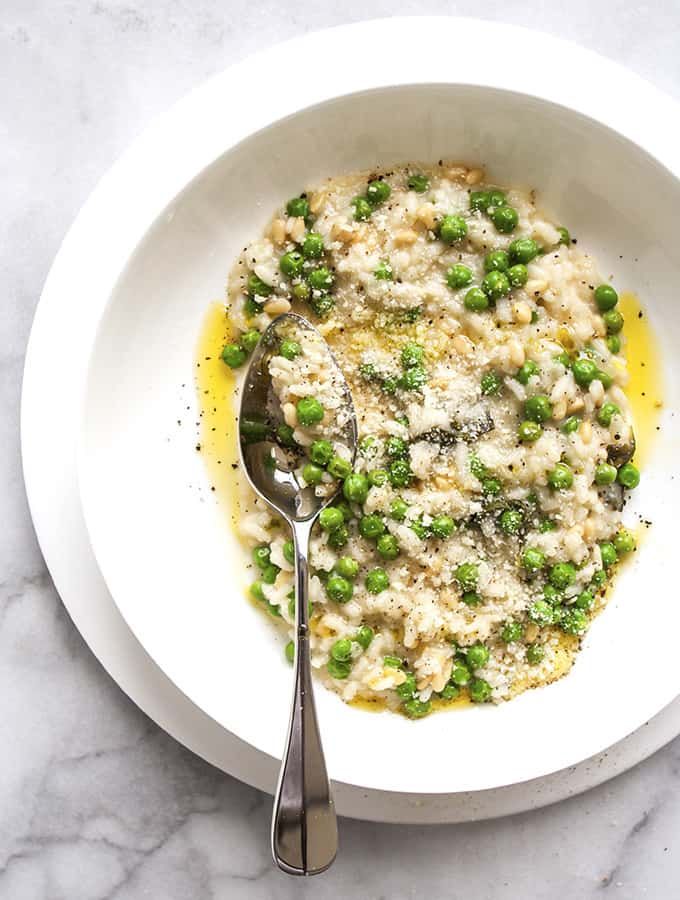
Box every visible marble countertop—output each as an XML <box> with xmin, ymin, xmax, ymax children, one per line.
<box><xmin>3</xmin><ymin>2</ymin><xmax>680</xmax><ymax>897</ymax></box>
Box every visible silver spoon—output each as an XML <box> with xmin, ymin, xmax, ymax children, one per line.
<box><xmin>238</xmin><ymin>313</ymin><xmax>357</xmax><ymax>875</ymax></box>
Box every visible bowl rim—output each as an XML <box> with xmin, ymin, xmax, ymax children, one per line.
<box><xmin>24</xmin><ymin>17</ymin><xmax>680</xmax><ymax>797</ymax></box>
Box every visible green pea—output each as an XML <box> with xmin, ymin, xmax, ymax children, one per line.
<box><xmin>557</xmin><ymin>226</ymin><xmax>570</xmax><ymax>246</ymax></box>
<box><xmin>617</xmin><ymin>462</ymin><xmax>640</xmax><ymax>489</ymax></box>
<box><xmin>250</xmin><ymin>581</ymin><xmax>265</xmax><ymax>602</ymax></box>
<box><xmin>499</xmin><ymin>508</ymin><xmax>524</xmax><ymax>535</ymax></box>
<box><xmin>488</xmin><ymin>189</ymin><xmax>507</xmax><ymax>207</ymax></box>
<box><xmin>308</xmin><ymin>440</ymin><xmax>332</xmax><ymax>466</ymax></box>
<box><xmin>603</xmin><ymin>309</ymin><xmax>624</xmax><ymax>334</ymax></box>
<box><xmin>280</xmin><ymin>339</ymin><xmax>302</xmax><ymax>360</ymax></box>
<box><xmin>508</xmin><ymin>237</ymin><xmax>540</xmax><ymax>264</ymax></box>
<box><xmin>543</xmin><ymin>583</ymin><xmax>561</xmax><ymax>604</ymax></box>
<box><xmin>548</xmin><ymin>463</ymin><xmax>574</xmax><ymax>490</ymax></box>
<box><xmin>280</xmin><ymin>541</ymin><xmax>294</xmax><ymax>567</ymax></box>
<box><xmin>538</xmin><ymin>518</ymin><xmax>556</xmax><ymax>533</ymax></box>
<box><xmin>481</xmin><ymin>370</ymin><xmax>503</xmax><ymax>396</ymax></box>
<box><xmin>466</xmin><ymin>643</ymin><xmax>490</xmax><ymax>669</ymax></box>
<box><xmin>377</xmin><ymin>534</ymin><xmax>400</xmax><ymax>559</ymax></box>
<box><xmin>243</xmin><ymin>296</ymin><xmax>264</xmax><ymax>318</ymax></box>
<box><xmin>384</xmin><ymin>655</ymin><xmax>403</xmax><ymax>669</ymax></box>
<box><xmin>366</xmin><ymin>179</ymin><xmax>391</xmax><ymax>205</ymax></box>
<box><xmin>285</xmin><ymin>640</ymin><xmax>295</xmax><ymax>664</ymax></box>
<box><xmin>309</xmin><ymin>291</ymin><xmax>335</xmax><ymax>317</ymax></box>
<box><xmin>359</xmin><ymin>514</ymin><xmax>386</xmax><ymax>540</ymax></box>
<box><xmin>326</xmin><ymin>574</ymin><xmax>353</xmax><ymax>603</ymax></box>
<box><xmin>276</xmin><ymin>423</ymin><xmax>296</xmax><ymax>448</ymax></box>
<box><xmin>464</xmin><ymin>287</ymin><xmax>489</xmax><ymax>311</ymax></box>
<box><xmin>327</xmin><ymin>455</ymin><xmax>352</xmax><ymax>480</ymax></box>
<box><xmin>594</xmin><ymin>463</ymin><xmax>617</xmax><ymax>486</ymax></box>
<box><xmin>516</xmin><ymin>360</ymin><xmax>539</xmax><ymax>384</ymax></box>
<box><xmin>333</xmin><ymin>499</ymin><xmax>353</xmax><ymax>522</ymax></box>
<box><xmin>518</xmin><ymin>420</ymin><xmax>542</xmax><ymax>443</ymax></box>
<box><xmin>292</xmin><ymin>281</ymin><xmax>311</xmax><ymax>301</ymax></box>
<box><xmin>439</xmin><ymin>214</ymin><xmax>468</xmax><ymax>244</ymax></box>
<box><xmin>240</xmin><ymin>418</ymin><xmax>268</xmax><ymax>444</ymax></box>
<box><xmin>525</xmin><ymin>395</ymin><xmax>552</xmax><ymax>423</ymax></box>
<box><xmin>501</xmin><ymin>620</ymin><xmax>524</xmax><ymax>643</ymax></box>
<box><xmin>431</xmin><ymin>515</ymin><xmax>455</xmax><ymax>538</ymax></box>
<box><xmin>508</xmin><ymin>264</ymin><xmax>528</xmax><ymax>287</ymax></box>
<box><xmin>560</xmin><ymin>608</ymin><xmax>588</xmax><ymax>636</ymax></box>
<box><xmin>331</xmin><ymin>637</ymin><xmax>353</xmax><ymax>662</ymax></box>
<box><xmin>461</xmin><ymin>591</ymin><xmax>481</xmax><ymax>606</ymax></box>
<box><xmin>279</xmin><ymin>251</ymin><xmax>304</xmax><ymax>277</ymax></box>
<box><xmin>240</xmin><ymin>330</ymin><xmax>260</xmax><ymax>354</ymax></box>
<box><xmin>528</xmin><ymin>599</ymin><xmax>555</xmax><ymax>626</ymax></box>
<box><xmin>549</xmin><ymin>562</ymin><xmax>576</xmax><ymax>589</ymax></box>
<box><xmin>571</xmin><ymin>357</ymin><xmax>598</xmax><ymax>387</ymax></box>
<box><xmin>561</xmin><ymin>415</ymin><xmax>581</xmax><ymax>435</ymax></box>
<box><xmin>221</xmin><ymin>343</ymin><xmax>247</xmax><ymax>368</ymax></box>
<box><xmin>484</xmin><ymin>250</ymin><xmax>509</xmax><ymax>273</ymax></box>
<box><xmin>296</xmin><ymin>397</ymin><xmax>324</xmax><ymax>426</ymax></box>
<box><xmin>409</xmin><ymin>518</ymin><xmax>430</xmax><ymax>541</ymax></box>
<box><xmin>439</xmin><ymin>683</ymin><xmax>460</xmax><ymax>701</ymax></box>
<box><xmin>302</xmin><ymin>231</ymin><xmax>324</xmax><ymax>259</ymax></box>
<box><xmin>374</xmin><ymin>260</ymin><xmax>393</xmax><ymax>280</ymax></box>
<box><xmin>574</xmin><ymin>590</ymin><xmax>594</xmax><ymax>610</ymax></box>
<box><xmin>599</xmin><ymin>541</ymin><xmax>618</xmax><ymax>569</ymax></box>
<box><xmin>594</xmin><ymin>284</ymin><xmax>618</xmax><ymax>312</ymax></box>
<box><xmin>286</xmin><ymin>196</ymin><xmax>310</xmax><ymax>219</ymax></box>
<box><xmin>320</xmin><ymin>506</ymin><xmax>345</xmax><ymax>532</ymax></box>
<box><xmin>247</xmin><ymin>273</ymin><xmax>273</xmax><ymax>298</ymax></box>
<box><xmin>396</xmin><ymin>672</ymin><xmax>417</xmax><ymax>700</ymax></box>
<box><xmin>613</xmin><ymin>529</ymin><xmax>635</xmax><ymax>554</ymax></box>
<box><xmin>335</xmin><ymin>556</ymin><xmax>359</xmax><ymax>580</ymax></box>
<box><xmin>522</xmin><ymin>547</ymin><xmax>546</xmax><ymax>572</ymax></box>
<box><xmin>482</xmin><ymin>270</ymin><xmax>511</xmax><ymax>301</ymax></box>
<box><xmin>355</xmin><ymin>625</ymin><xmax>374</xmax><ymax>649</ymax></box>
<box><xmin>327</xmin><ymin>658</ymin><xmax>351</xmax><ymax>679</ymax></box>
<box><xmin>343</xmin><ymin>473</ymin><xmax>369</xmax><ymax>504</ymax></box>
<box><xmin>455</xmin><ymin>562</ymin><xmax>479</xmax><ymax>591</ymax></box>
<box><xmin>451</xmin><ymin>662</ymin><xmax>471</xmax><ymax>686</ymax></box>
<box><xmin>469</xmin><ymin>678</ymin><xmax>492</xmax><ymax>703</ymax></box>
<box><xmin>388</xmin><ymin>459</ymin><xmax>413</xmax><ymax>488</ymax></box>
<box><xmin>261</xmin><ymin>563</ymin><xmax>280</xmax><ymax>585</ymax></box>
<box><xmin>607</xmin><ymin>335</ymin><xmax>621</xmax><ymax>354</ymax></box>
<box><xmin>381</xmin><ymin>376</ymin><xmax>399</xmax><ymax>395</ymax></box>
<box><xmin>398</xmin><ymin>366</ymin><xmax>428</xmax><ymax>391</ymax></box>
<box><xmin>407</xmin><ymin>173</ymin><xmax>429</xmax><ymax>193</ymax></box>
<box><xmin>446</xmin><ymin>264</ymin><xmax>474</xmax><ymax>289</ymax></box>
<box><xmin>470</xmin><ymin>190</ymin><xmax>491</xmax><ymax>212</ymax></box>
<box><xmin>482</xmin><ymin>477</ymin><xmax>501</xmax><ymax>496</ymax></box>
<box><xmin>401</xmin><ymin>342</ymin><xmax>425</xmax><ymax>369</ymax></box>
<box><xmin>366</xmin><ymin>568</ymin><xmax>389</xmax><ymax>594</ymax></box>
<box><xmin>491</xmin><ymin>205</ymin><xmax>519</xmax><ymax>233</ymax></box>
<box><xmin>403</xmin><ymin>698</ymin><xmax>432</xmax><ymax>718</ymax></box>
<box><xmin>352</xmin><ymin>196</ymin><xmax>372</xmax><ymax>221</ymax></box>
<box><xmin>328</xmin><ymin>525</ymin><xmax>349</xmax><ymax>549</ymax></box>
<box><xmin>302</xmin><ymin>463</ymin><xmax>323</xmax><ymax>485</ymax></box>
<box><xmin>526</xmin><ymin>643</ymin><xmax>545</xmax><ymax>665</ymax></box>
<box><xmin>390</xmin><ymin>498</ymin><xmax>409</xmax><ymax>521</ymax></box>
<box><xmin>308</xmin><ymin>266</ymin><xmax>334</xmax><ymax>291</ymax></box>
<box><xmin>597</xmin><ymin>403</ymin><xmax>620</xmax><ymax>427</ymax></box>
<box><xmin>252</xmin><ymin>545</ymin><xmax>271</xmax><ymax>570</ymax></box>
<box><xmin>596</xmin><ymin>369</ymin><xmax>613</xmax><ymax>389</ymax></box>
<box><xmin>591</xmin><ymin>569</ymin><xmax>607</xmax><ymax>589</ymax></box>
<box><xmin>368</xmin><ymin>469</ymin><xmax>389</xmax><ymax>487</ymax></box>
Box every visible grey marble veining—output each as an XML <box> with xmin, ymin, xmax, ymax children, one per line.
<box><xmin>3</xmin><ymin>1</ymin><xmax>680</xmax><ymax>897</ymax></box>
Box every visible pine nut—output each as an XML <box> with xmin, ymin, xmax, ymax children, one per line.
<box><xmin>270</xmin><ymin>218</ymin><xmax>286</xmax><ymax>245</ymax></box>
<box><xmin>465</xmin><ymin>168</ymin><xmax>484</xmax><ymax>185</ymax></box>
<box><xmin>508</xmin><ymin>339</ymin><xmax>525</xmax><ymax>368</ymax></box>
<box><xmin>512</xmin><ymin>300</ymin><xmax>532</xmax><ymax>324</ymax></box>
<box><xmin>287</xmin><ymin>216</ymin><xmax>306</xmax><ymax>243</ymax></box>
<box><xmin>579</xmin><ymin>420</ymin><xmax>592</xmax><ymax>443</ymax></box>
<box><xmin>453</xmin><ymin>334</ymin><xmax>475</xmax><ymax>356</ymax></box>
<box><xmin>393</xmin><ymin>228</ymin><xmax>418</xmax><ymax>246</ymax></box>
<box><xmin>264</xmin><ymin>296</ymin><xmax>291</xmax><ymax>316</ymax></box>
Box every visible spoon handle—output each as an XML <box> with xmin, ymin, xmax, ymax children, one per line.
<box><xmin>271</xmin><ymin>520</ymin><xmax>338</xmax><ymax>875</ymax></box>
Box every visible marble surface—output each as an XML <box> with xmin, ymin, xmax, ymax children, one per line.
<box><xmin>3</xmin><ymin>1</ymin><xmax>680</xmax><ymax>896</ymax></box>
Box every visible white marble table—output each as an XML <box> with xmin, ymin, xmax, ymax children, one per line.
<box><xmin>3</xmin><ymin>2</ymin><xmax>680</xmax><ymax>896</ymax></box>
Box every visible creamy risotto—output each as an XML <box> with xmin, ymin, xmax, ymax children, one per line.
<box><xmin>215</xmin><ymin>162</ymin><xmax>643</xmax><ymax>716</ymax></box>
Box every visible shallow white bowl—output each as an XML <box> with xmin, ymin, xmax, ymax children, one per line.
<box><xmin>76</xmin><ymin>18</ymin><xmax>680</xmax><ymax>796</ymax></box>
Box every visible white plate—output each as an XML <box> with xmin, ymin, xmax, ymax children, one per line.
<box><xmin>26</xmin><ymin>18</ymin><xmax>680</xmax><ymax>803</ymax></box>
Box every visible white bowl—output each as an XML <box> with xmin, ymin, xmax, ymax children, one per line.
<box><xmin>75</xmin><ymin>18</ymin><xmax>680</xmax><ymax>796</ymax></box>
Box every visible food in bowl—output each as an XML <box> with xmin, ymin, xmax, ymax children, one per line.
<box><xmin>201</xmin><ymin>161</ymin><xmax>647</xmax><ymax>717</ymax></box>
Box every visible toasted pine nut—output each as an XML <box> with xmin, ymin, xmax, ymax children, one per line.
<box><xmin>283</xmin><ymin>402</ymin><xmax>297</xmax><ymax>428</ymax></box>
<box><xmin>508</xmin><ymin>339</ymin><xmax>525</xmax><ymax>368</ymax></box>
<box><xmin>552</xmin><ymin>398</ymin><xmax>567</xmax><ymax>421</ymax></box>
<box><xmin>512</xmin><ymin>301</ymin><xmax>532</xmax><ymax>324</ymax></box>
<box><xmin>264</xmin><ymin>296</ymin><xmax>291</xmax><ymax>316</ymax></box>
<box><xmin>526</xmin><ymin>278</ymin><xmax>548</xmax><ymax>296</ymax></box>
<box><xmin>465</xmin><ymin>168</ymin><xmax>485</xmax><ymax>185</ymax></box>
<box><xmin>393</xmin><ymin>228</ymin><xmax>418</xmax><ymax>247</ymax></box>
<box><xmin>579</xmin><ymin>420</ymin><xmax>593</xmax><ymax>443</ymax></box>
<box><xmin>287</xmin><ymin>216</ymin><xmax>306</xmax><ymax>243</ymax></box>
<box><xmin>589</xmin><ymin>379</ymin><xmax>605</xmax><ymax>406</ymax></box>
<box><xmin>415</xmin><ymin>203</ymin><xmax>437</xmax><ymax>229</ymax></box>
<box><xmin>567</xmin><ymin>396</ymin><xmax>585</xmax><ymax>414</ymax></box>
<box><xmin>446</xmin><ymin>165</ymin><xmax>468</xmax><ymax>181</ymax></box>
<box><xmin>582</xmin><ymin>517</ymin><xmax>596</xmax><ymax>541</ymax></box>
<box><xmin>270</xmin><ymin>218</ymin><xmax>286</xmax><ymax>245</ymax></box>
<box><xmin>308</xmin><ymin>191</ymin><xmax>326</xmax><ymax>214</ymax></box>
<box><xmin>453</xmin><ymin>334</ymin><xmax>475</xmax><ymax>356</ymax></box>
<box><xmin>331</xmin><ymin>221</ymin><xmax>358</xmax><ymax>243</ymax></box>
<box><xmin>524</xmin><ymin>623</ymin><xmax>539</xmax><ymax>643</ymax></box>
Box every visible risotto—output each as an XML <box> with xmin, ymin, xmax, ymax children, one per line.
<box><xmin>209</xmin><ymin>162</ymin><xmax>645</xmax><ymax>716</ymax></box>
